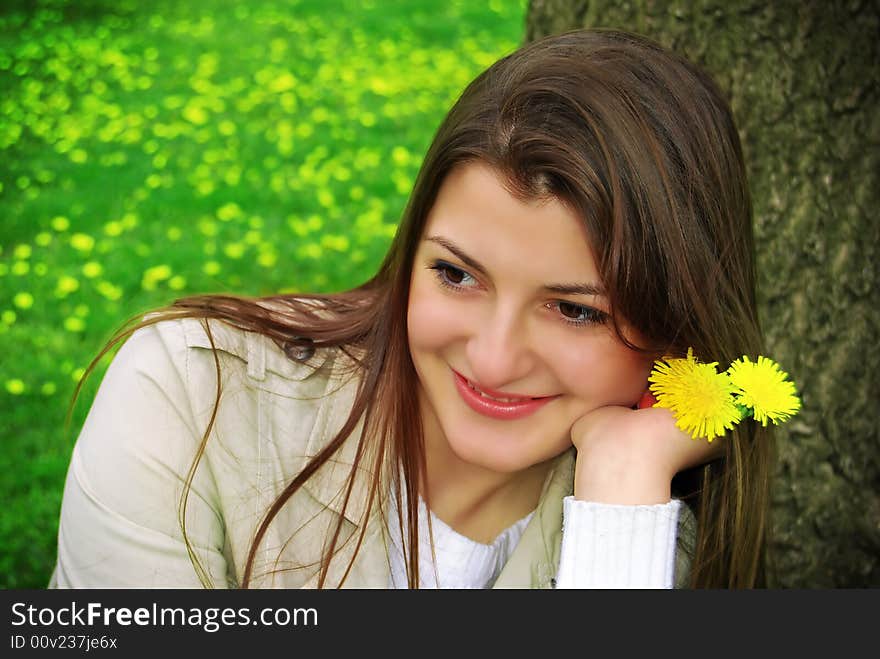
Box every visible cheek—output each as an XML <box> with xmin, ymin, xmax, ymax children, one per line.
<box><xmin>553</xmin><ymin>339</ymin><xmax>653</xmax><ymax>407</ymax></box>
<box><xmin>407</xmin><ymin>277</ymin><xmax>461</xmax><ymax>354</ymax></box>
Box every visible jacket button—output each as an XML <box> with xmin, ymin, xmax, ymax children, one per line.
<box><xmin>283</xmin><ymin>340</ymin><xmax>315</xmax><ymax>362</ymax></box>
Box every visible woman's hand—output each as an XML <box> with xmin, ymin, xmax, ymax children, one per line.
<box><xmin>569</xmin><ymin>395</ymin><xmax>722</xmax><ymax>505</ymax></box>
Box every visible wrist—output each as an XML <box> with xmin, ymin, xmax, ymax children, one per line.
<box><xmin>573</xmin><ymin>458</ymin><xmax>672</xmax><ymax>505</ymax></box>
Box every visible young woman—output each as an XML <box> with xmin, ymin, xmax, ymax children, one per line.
<box><xmin>50</xmin><ymin>28</ymin><xmax>773</xmax><ymax>589</ymax></box>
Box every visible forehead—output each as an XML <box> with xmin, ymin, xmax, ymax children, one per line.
<box><xmin>422</xmin><ymin>162</ymin><xmax>600</xmax><ymax>282</ymax></box>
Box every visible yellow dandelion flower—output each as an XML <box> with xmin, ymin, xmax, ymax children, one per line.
<box><xmin>727</xmin><ymin>356</ymin><xmax>801</xmax><ymax>426</ymax></box>
<box><xmin>648</xmin><ymin>349</ymin><xmax>741</xmax><ymax>442</ymax></box>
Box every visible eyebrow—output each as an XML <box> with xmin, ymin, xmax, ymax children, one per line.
<box><xmin>424</xmin><ymin>235</ymin><xmax>607</xmax><ymax>297</ymax></box>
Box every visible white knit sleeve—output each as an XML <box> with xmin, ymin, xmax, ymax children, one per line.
<box><xmin>555</xmin><ymin>496</ymin><xmax>682</xmax><ymax>589</ymax></box>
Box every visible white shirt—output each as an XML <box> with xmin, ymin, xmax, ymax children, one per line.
<box><xmin>387</xmin><ymin>487</ymin><xmax>681</xmax><ymax>589</ymax></box>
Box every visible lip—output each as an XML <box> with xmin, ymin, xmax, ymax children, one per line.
<box><xmin>452</xmin><ymin>370</ymin><xmax>559</xmax><ymax>420</ymax></box>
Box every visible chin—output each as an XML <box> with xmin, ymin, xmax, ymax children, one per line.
<box><xmin>443</xmin><ymin>417</ymin><xmax>569</xmax><ymax>475</ymax></box>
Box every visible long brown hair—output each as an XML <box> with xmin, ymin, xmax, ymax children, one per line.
<box><xmin>71</xmin><ymin>29</ymin><xmax>773</xmax><ymax>588</ymax></box>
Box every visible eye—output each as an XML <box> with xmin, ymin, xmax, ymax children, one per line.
<box><xmin>428</xmin><ymin>260</ymin><xmax>478</xmax><ymax>290</ymax></box>
<box><xmin>553</xmin><ymin>301</ymin><xmax>607</xmax><ymax>327</ymax></box>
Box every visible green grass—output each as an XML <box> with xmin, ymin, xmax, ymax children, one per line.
<box><xmin>0</xmin><ymin>0</ymin><xmax>526</xmax><ymax>588</ymax></box>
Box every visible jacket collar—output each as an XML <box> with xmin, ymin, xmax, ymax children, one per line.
<box><xmin>301</xmin><ymin>354</ymin><xmax>377</xmax><ymax>527</ymax></box>
<box><xmin>492</xmin><ymin>449</ymin><xmax>574</xmax><ymax>589</ymax></box>
<box><xmin>298</xmin><ymin>353</ymin><xmax>390</xmax><ymax>587</ymax></box>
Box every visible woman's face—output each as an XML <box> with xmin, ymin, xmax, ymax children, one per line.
<box><xmin>407</xmin><ymin>161</ymin><xmax>653</xmax><ymax>475</ymax></box>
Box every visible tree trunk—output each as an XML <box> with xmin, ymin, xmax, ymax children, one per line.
<box><xmin>525</xmin><ymin>0</ymin><xmax>879</xmax><ymax>587</ymax></box>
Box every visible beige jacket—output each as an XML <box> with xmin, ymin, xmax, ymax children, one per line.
<box><xmin>50</xmin><ymin>318</ymin><xmax>694</xmax><ymax>589</ymax></box>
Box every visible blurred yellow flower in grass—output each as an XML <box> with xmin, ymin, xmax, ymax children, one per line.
<box><xmin>224</xmin><ymin>243</ymin><xmax>245</xmax><ymax>259</ymax></box>
<box><xmin>727</xmin><ymin>356</ymin><xmax>801</xmax><ymax>426</ymax></box>
<box><xmin>121</xmin><ymin>213</ymin><xmax>139</xmax><ymax>230</ymax></box>
<box><xmin>55</xmin><ymin>275</ymin><xmax>79</xmax><ymax>297</ymax></box>
<box><xmin>13</xmin><ymin>292</ymin><xmax>34</xmax><ymax>309</ymax></box>
<box><xmin>321</xmin><ymin>234</ymin><xmax>350</xmax><ymax>252</ymax></box>
<box><xmin>64</xmin><ymin>316</ymin><xmax>85</xmax><ymax>332</ymax></box>
<box><xmin>70</xmin><ymin>233</ymin><xmax>95</xmax><ymax>252</ymax></box>
<box><xmin>51</xmin><ymin>215</ymin><xmax>70</xmax><ymax>232</ymax></box>
<box><xmin>182</xmin><ymin>103</ymin><xmax>209</xmax><ymax>125</ymax></box>
<box><xmin>203</xmin><ymin>261</ymin><xmax>221</xmax><ymax>276</ymax></box>
<box><xmin>391</xmin><ymin>146</ymin><xmax>411</xmax><ymax>166</ymax></box>
<box><xmin>104</xmin><ymin>220</ymin><xmax>123</xmax><ymax>237</ymax></box>
<box><xmin>96</xmin><ymin>281</ymin><xmax>123</xmax><ymax>301</ymax></box>
<box><xmin>649</xmin><ymin>349</ymin><xmax>742</xmax><ymax>442</ymax></box>
<box><xmin>82</xmin><ymin>261</ymin><xmax>103</xmax><ymax>278</ymax></box>
<box><xmin>257</xmin><ymin>249</ymin><xmax>277</xmax><ymax>268</ymax></box>
<box><xmin>6</xmin><ymin>379</ymin><xmax>25</xmax><ymax>395</ymax></box>
<box><xmin>216</xmin><ymin>202</ymin><xmax>242</xmax><ymax>222</ymax></box>
<box><xmin>218</xmin><ymin>120</ymin><xmax>237</xmax><ymax>136</ymax></box>
<box><xmin>142</xmin><ymin>264</ymin><xmax>172</xmax><ymax>291</ymax></box>
<box><xmin>317</xmin><ymin>189</ymin><xmax>335</xmax><ymax>208</ymax></box>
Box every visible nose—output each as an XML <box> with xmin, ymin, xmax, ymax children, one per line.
<box><xmin>464</xmin><ymin>303</ymin><xmax>535</xmax><ymax>391</ymax></box>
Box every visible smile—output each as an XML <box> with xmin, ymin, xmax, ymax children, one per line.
<box><xmin>452</xmin><ymin>370</ymin><xmax>559</xmax><ymax>420</ymax></box>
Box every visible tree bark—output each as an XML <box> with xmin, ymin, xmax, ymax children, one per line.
<box><xmin>526</xmin><ymin>0</ymin><xmax>879</xmax><ymax>587</ymax></box>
